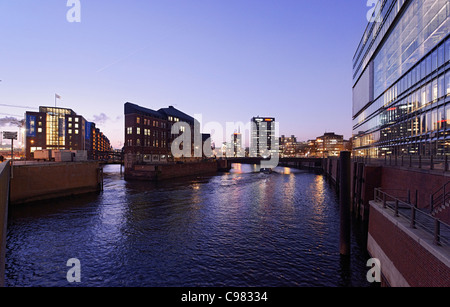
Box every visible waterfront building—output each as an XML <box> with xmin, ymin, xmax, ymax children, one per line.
<box><xmin>279</xmin><ymin>135</ymin><xmax>307</xmax><ymax>158</ymax></box>
<box><xmin>124</xmin><ymin>102</ymin><xmax>210</xmax><ymax>166</ymax></box>
<box><xmin>316</xmin><ymin>132</ymin><xmax>346</xmax><ymax>158</ymax></box>
<box><xmin>25</xmin><ymin>106</ymin><xmax>112</xmax><ymax>160</ymax></box>
<box><xmin>250</xmin><ymin>117</ymin><xmax>277</xmax><ymax>158</ymax></box>
<box><xmin>352</xmin><ymin>0</ymin><xmax>450</xmax><ymax>157</ymax></box>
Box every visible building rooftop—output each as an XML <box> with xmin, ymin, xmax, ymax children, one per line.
<box><xmin>158</xmin><ymin>106</ymin><xmax>196</xmax><ymax>124</ymax></box>
<box><xmin>124</xmin><ymin>102</ymin><xmax>166</xmax><ymax>119</ymax></box>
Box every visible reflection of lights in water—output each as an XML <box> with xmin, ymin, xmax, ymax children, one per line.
<box><xmin>311</xmin><ymin>176</ymin><xmax>326</xmax><ymax>220</ymax></box>
<box><xmin>283</xmin><ymin>167</ymin><xmax>291</xmax><ymax>175</ymax></box>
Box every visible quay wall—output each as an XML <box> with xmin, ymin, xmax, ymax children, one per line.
<box><xmin>0</xmin><ymin>162</ymin><xmax>10</xmax><ymax>287</ymax></box>
<box><xmin>368</xmin><ymin>201</ymin><xmax>450</xmax><ymax>287</ymax></box>
<box><xmin>10</xmin><ymin>161</ymin><xmax>101</xmax><ymax>205</ymax></box>
<box><xmin>125</xmin><ymin>160</ymin><xmax>218</xmax><ymax>181</ymax></box>
<box><xmin>380</xmin><ymin>167</ymin><xmax>450</xmax><ymax>217</ymax></box>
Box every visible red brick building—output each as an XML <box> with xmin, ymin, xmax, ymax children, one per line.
<box><xmin>124</xmin><ymin>102</ymin><xmax>211</xmax><ymax>166</ymax></box>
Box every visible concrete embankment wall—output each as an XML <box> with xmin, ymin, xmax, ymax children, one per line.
<box><xmin>10</xmin><ymin>161</ymin><xmax>101</xmax><ymax>205</ymax></box>
<box><xmin>0</xmin><ymin>162</ymin><xmax>11</xmax><ymax>287</ymax></box>
<box><xmin>126</xmin><ymin>161</ymin><xmax>218</xmax><ymax>181</ymax></box>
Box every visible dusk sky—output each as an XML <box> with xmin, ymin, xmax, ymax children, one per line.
<box><xmin>0</xmin><ymin>0</ymin><xmax>370</xmax><ymax>149</ymax></box>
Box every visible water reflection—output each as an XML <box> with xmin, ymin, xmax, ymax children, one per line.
<box><xmin>6</xmin><ymin>164</ymin><xmax>373</xmax><ymax>287</ymax></box>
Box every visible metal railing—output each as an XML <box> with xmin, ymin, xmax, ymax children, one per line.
<box><xmin>430</xmin><ymin>181</ymin><xmax>450</xmax><ymax>214</ymax></box>
<box><xmin>374</xmin><ymin>188</ymin><xmax>450</xmax><ymax>247</ymax></box>
<box><xmin>354</xmin><ymin>155</ymin><xmax>450</xmax><ymax>172</ymax></box>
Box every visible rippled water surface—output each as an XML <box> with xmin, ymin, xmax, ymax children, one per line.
<box><xmin>6</xmin><ymin>164</ymin><xmax>372</xmax><ymax>287</ymax></box>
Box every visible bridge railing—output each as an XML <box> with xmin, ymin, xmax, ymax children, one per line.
<box><xmin>374</xmin><ymin>188</ymin><xmax>450</xmax><ymax>247</ymax></box>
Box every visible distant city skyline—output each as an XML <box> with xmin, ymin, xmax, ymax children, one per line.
<box><xmin>0</xmin><ymin>1</ymin><xmax>370</xmax><ymax>149</ymax></box>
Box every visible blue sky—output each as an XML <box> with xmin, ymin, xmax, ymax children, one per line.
<box><xmin>0</xmin><ymin>0</ymin><xmax>370</xmax><ymax>148</ymax></box>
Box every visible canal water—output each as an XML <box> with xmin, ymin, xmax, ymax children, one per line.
<box><xmin>5</xmin><ymin>164</ymin><xmax>374</xmax><ymax>287</ymax></box>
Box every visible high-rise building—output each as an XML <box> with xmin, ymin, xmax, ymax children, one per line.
<box><xmin>250</xmin><ymin>117</ymin><xmax>277</xmax><ymax>158</ymax></box>
<box><xmin>352</xmin><ymin>0</ymin><xmax>449</xmax><ymax>157</ymax></box>
<box><xmin>25</xmin><ymin>106</ymin><xmax>112</xmax><ymax>160</ymax></box>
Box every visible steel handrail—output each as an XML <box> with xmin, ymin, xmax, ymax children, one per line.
<box><xmin>374</xmin><ymin>188</ymin><xmax>450</xmax><ymax>246</ymax></box>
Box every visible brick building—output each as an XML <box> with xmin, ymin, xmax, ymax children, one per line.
<box><xmin>124</xmin><ymin>102</ymin><xmax>211</xmax><ymax>166</ymax></box>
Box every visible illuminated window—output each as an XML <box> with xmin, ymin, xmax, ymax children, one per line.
<box><xmin>137</xmin><ymin>117</ymin><xmax>140</xmax><ymax>124</ymax></box>
<box><xmin>75</xmin><ymin>130</ymin><xmax>79</xmax><ymax>134</ymax></box>
<box><xmin>127</xmin><ymin>127</ymin><xmax>133</xmax><ymax>134</ymax></box>
<box><xmin>75</xmin><ymin>118</ymin><xmax>79</xmax><ymax>123</ymax></box>
<box><xmin>68</xmin><ymin>129</ymin><xmax>72</xmax><ymax>134</ymax></box>
<box><xmin>137</xmin><ymin>128</ymin><xmax>141</xmax><ymax>135</ymax></box>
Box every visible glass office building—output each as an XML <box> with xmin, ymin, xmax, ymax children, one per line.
<box><xmin>250</xmin><ymin>117</ymin><xmax>278</xmax><ymax>158</ymax></box>
<box><xmin>352</xmin><ymin>0</ymin><xmax>450</xmax><ymax>157</ymax></box>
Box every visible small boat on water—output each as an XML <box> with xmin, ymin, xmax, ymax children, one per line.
<box><xmin>260</xmin><ymin>168</ymin><xmax>272</xmax><ymax>174</ymax></box>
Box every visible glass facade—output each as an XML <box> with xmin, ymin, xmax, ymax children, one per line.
<box><xmin>250</xmin><ymin>117</ymin><xmax>278</xmax><ymax>158</ymax></box>
<box><xmin>40</xmin><ymin>107</ymin><xmax>73</xmax><ymax>148</ymax></box>
<box><xmin>352</xmin><ymin>0</ymin><xmax>450</xmax><ymax>157</ymax></box>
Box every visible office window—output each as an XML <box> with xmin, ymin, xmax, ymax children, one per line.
<box><xmin>446</xmin><ymin>104</ymin><xmax>450</xmax><ymax>126</ymax></box>
<box><xmin>68</xmin><ymin>129</ymin><xmax>72</xmax><ymax>134</ymax></box>
<box><xmin>426</xmin><ymin>83</ymin><xmax>432</xmax><ymax>105</ymax></box>
<box><xmin>137</xmin><ymin>128</ymin><xmax>141</xmax><ymax>135</ymax></box>
<box><xmin>37</xmin><ymin>128</ymin><xmax>42</xmax><ymax>133</ymax></box>
<box><xmin>432</xmin><ymin>79</ymin><xmax>438</xmax><ymax>102</ymax></box>
<box><xmin>447</xmin><ymin>71</ymin><xmax>450</xmax><ymax>96</ymax></box>
<box><xmin>438</xmin><ymin>45</ymin><xmax>445</xmax><ymax>67</ymax></box>
<box><xmin>75</xmin><ymin>130</ymin><xmax>79</xmax><ymax>134</ymax></box>
<box><xmin>446</xmin><ymin>39</ymin><xmax>450</xmax><ymax>63</ymax></box>
<box><xmin>438</xmin><ymin>75</ymin><xmax>445</xmax><ymax>98</ymax></box>
<box><xmin>136</xmin><ymin>117</ymin><xmax>140</xmax><ymax>124</ymax></box>
<box><xmin>127</xmin><ymin>127</ymin><xmax>133</xmax><ymax>135</ymax></box>
<box><xmin>431</xmin><ymin>50</ymin><xmax>437</xmax><ymax>72</ymax></box>
<box><xmin>438</xmin><ymin>106</ymin><xmax>444</xmax><ymax>130</ymax></box>
<box><xmin>75</xmin><ymin>118</ymin><xmax>79</xmax><ymax>123</ymax></box>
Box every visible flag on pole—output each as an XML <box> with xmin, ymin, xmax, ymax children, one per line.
<box><xmin>55</xmin><ymin>94</ymin><xmax>61</xmax><ymax>107</ymax></box>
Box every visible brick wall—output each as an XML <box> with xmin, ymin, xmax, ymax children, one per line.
<box><xmin>381</xmin><ymin>167</ymin><xmax>449</xmax><ymax>210</ymax></box>
<box><xmin>368</xmin><ymin>202</ymin><xmax>450</xmax><ymax>287</ymax></box>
